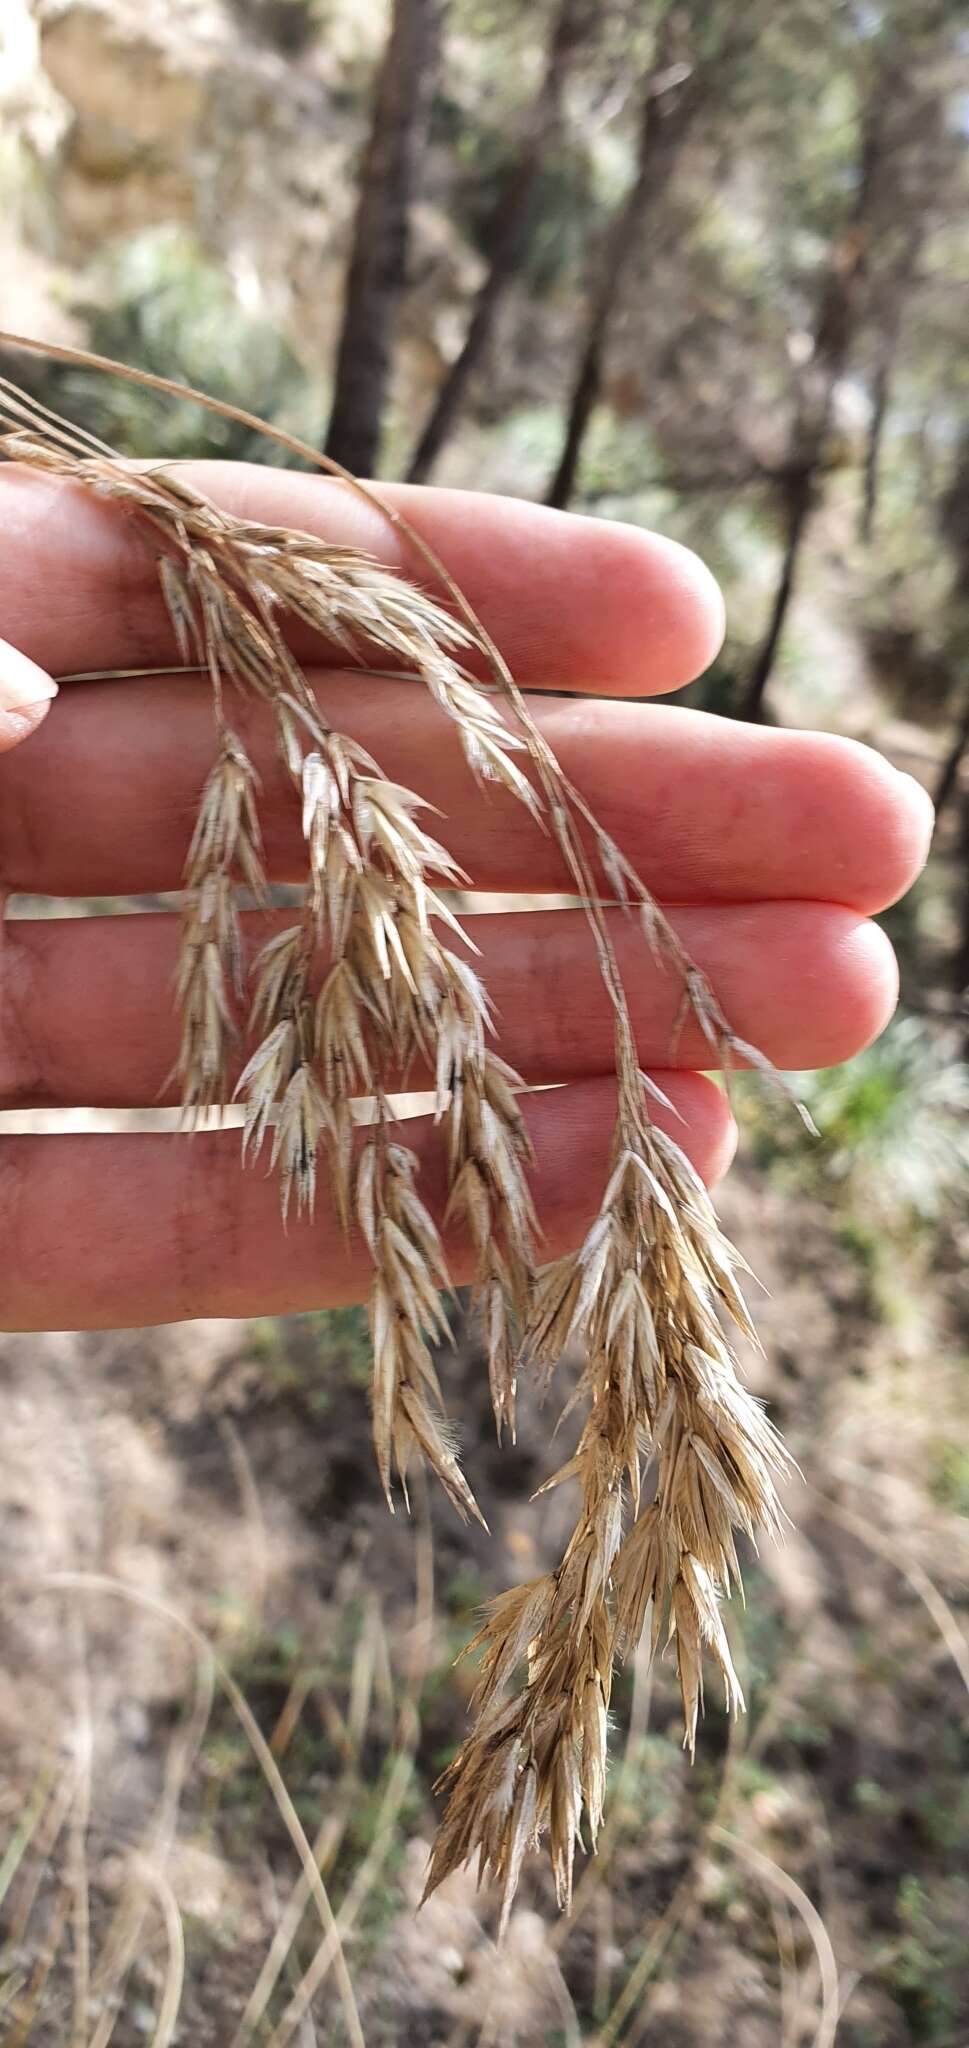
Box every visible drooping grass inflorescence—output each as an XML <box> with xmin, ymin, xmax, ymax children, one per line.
<box><xmin>0</xmin><ymin>336</ymin><xmax>794</xmax><ymax>1918</ymax></box>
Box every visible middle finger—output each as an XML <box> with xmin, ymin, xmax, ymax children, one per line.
<box><xmin>0</xmin><ymin>673</ymin><xmax>928</xmax><ymax>912</ymax></box>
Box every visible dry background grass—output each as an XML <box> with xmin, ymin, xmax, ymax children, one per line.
<box><xmin>1</xmin><ymin>2</ymin><xmax>968</xmax><ymax>2043</ymax></box>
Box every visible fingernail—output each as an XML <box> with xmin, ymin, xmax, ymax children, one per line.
<box><xmin>0</xmin><ymin>639</ymin><xmax>59</xmax><ymax>712</ymax></box>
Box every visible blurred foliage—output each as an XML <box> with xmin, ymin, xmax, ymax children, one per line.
<box><xmin>886</xmin><ymin>1876</ymin><xmax>969</xmax><ymax>2042</ymax></box>
<box><xmin>248</xmin><ymin>1305</ymin><xmax>372</xmax><ymax>1409</ymax></box>
<box><xmin>24</xmin><ymin>228</ymin><xmax>321</xmax><ymax>464</ymax></box>
<box><xmin>745</xmin><ymin>1015</ymin><xmax>969</xmax><ymax>1230</ymax></box>
<box><xmin>929</xmin><ymin>1435</ymin><xmax>969</xmax><ymax>1517</ymax></box>
<box><xmin>227</xmin><ymin>0</ymin><xmax>330</xmax><ymax>55</ymax></box>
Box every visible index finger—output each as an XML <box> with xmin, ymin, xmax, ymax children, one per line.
<box><xmin>0</xmin><ymin>461</ymin><xmax>724</xmax><ymax>697</ymax></box>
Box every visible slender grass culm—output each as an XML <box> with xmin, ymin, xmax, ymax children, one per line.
<box><xmin>0</xmin><ymin>333</ymin><xmax>797</xmax><ymax>1929</ymax></box>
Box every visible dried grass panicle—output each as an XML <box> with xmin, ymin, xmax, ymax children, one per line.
<box><xmin>362</xmin><ymin>1133</ymin><xmax>485</xmax><ymax>1525</ymax></box>
<box><xmin>1</xmin><ymin>365</ymin><xmax>797</xmax><ymax>1923</ymax></box>
<box><xmin>176</xmin><ymin>732</ymin><xmax>266</xmax><ymax>1118</ymax></box>
<box><xmin>425</xmin><ymin>1073</ymin><xmax>791</xmax><ymax>1923</ymax></box>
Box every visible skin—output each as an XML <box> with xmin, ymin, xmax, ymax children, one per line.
<box><xmin>0</xmin><ymin>463</ymin><xmax>934</xmax><ymax>1331</ymax></box>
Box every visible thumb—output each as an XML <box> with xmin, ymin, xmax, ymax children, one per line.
<box><xmin>0</xmin><ymin>636</ymin><xmax>58</xmax><ymax>753</ymax></box>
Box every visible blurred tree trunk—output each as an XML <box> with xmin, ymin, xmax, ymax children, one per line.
<box><xmin>325</xmin><ymin>0</ymin><xmax>445</xmax><ymax>477</ymax></box>
<box><xmin>743</xmin><ymin>466</ymin><xmax>816</xmax><ymax>717</ymax></box>
<box><xmin>956</xmin><ymin>788</ymin><xmax>969</xmax><ymax>1016</ymax></box>
<box><xmin>936</xmin><ymin>433</ymin><xmax>969</xmax><ymax>1010</ymax></box>
<box><xmin>860</xmin><ymin>343</ymin><xmax>892</xmax><ymax>548</ymax></box>
<box><xmin>742</xmin><ymin>99</ymin><xmax>883</xmax><ymax>719</ymax></box>
<box><xmin>937</xmin><ymin>434</ymin><xmax>969</xmax><ymax>821</ymax></box>
<box><xmin>935</xmin><ymin>665</ymin><xmax>969</xmax><ymax>1021</ymax></box>
<box><xmin>934</xmin><ymin>683</ymin><xmax>969</xmax><ymax>819</ymax></box>
<box><xmin>860</xmin><ymin>225</ymin><xmax>924</xmax><ymax>545</ymax></box>
<box><xmin>406</xmin><ymin>0</ymin><xmax>591</xmax><ymax>484</ymax></box>
<box><xmin>544</xmin><ymin>10</ymin><xmax>701</xmax><ymax>510</ymax></box>
<box><xmin>914</xmin><ymin>411</ymin><xmax>938</xmax><ymax>503</ymax></box>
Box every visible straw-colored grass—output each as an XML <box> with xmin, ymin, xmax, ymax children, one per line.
<box><xmin>0</xmin><ymin>330</ymin><xmax>795</xmax><ymax>1918</ymax></box>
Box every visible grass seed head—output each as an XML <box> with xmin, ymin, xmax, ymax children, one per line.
<box><xmin>1</xmin><ymin>384</ymin><xmax>797</xmax><ymax>1928</ymax></box>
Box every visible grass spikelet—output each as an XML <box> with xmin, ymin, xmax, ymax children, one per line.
<box><xmin>0</xmin><ymin>333</ymin><xmax>801</xmax><ymax>1923</ymax></box>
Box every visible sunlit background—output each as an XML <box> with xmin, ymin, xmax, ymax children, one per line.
<box><xmin>0</xmin><ymin>2</ymin><xmax>967</xmax><ymax>2043</ymax></box>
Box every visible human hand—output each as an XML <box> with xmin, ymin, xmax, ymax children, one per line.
<box><xmin>0</xmin><ymin>464</ymin><xmax>932</xmax><ymax>1329</ymax></box>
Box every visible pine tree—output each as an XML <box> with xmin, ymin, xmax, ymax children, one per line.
<box><xmin>325</xmin><ymin>0</ymin><xmax>446</xmax><ymax>476</ymax></box>
<box><xmin>407</xmin><ymin>0</ymin><xmax>593</xmax><ymax>483</ymax></box>
<box><xmin>745</xmin><ymin>1</ymin><xmax>960</xmax><ymax>716</ymax></box>
<box><xmin>544</xmin><ymin>4</ymin><xmax>702</xmax><ymax>510</ymax></box>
